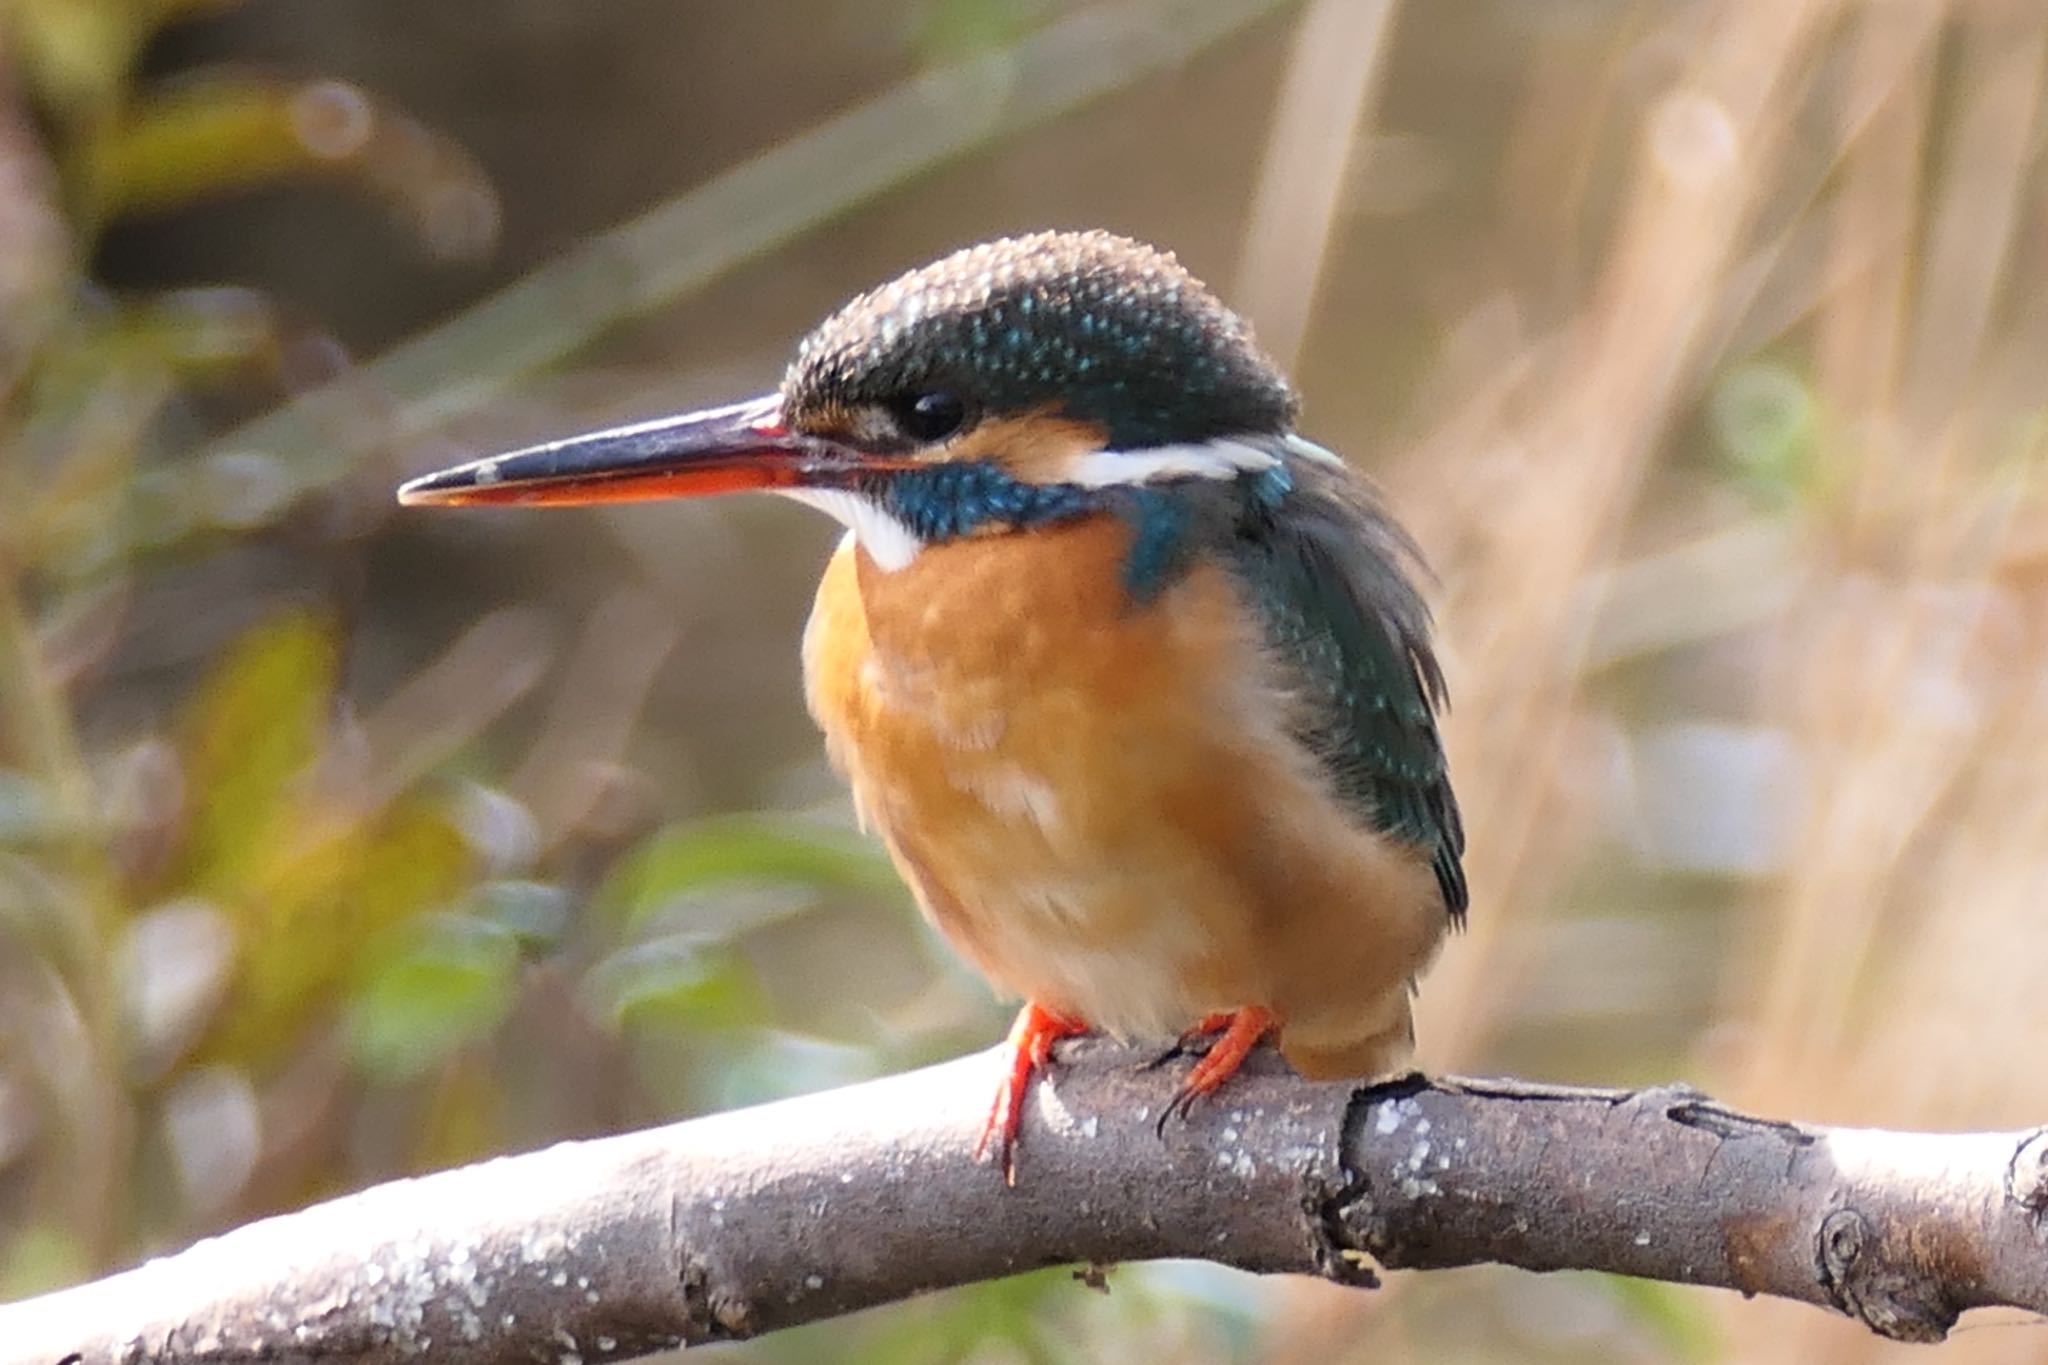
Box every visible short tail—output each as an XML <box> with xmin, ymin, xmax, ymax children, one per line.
<box><xmin>1279</xmin><ymin>993</ymin><xmax>1416</xmax><ymax>1080</ymax></box>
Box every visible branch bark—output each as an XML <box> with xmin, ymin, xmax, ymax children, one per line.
<box><xmin>5</xmin><ymin>1040</ymin><xmax>2045</xmax><ymax>1363</ymax></box>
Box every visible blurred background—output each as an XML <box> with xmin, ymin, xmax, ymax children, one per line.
<box><xmin>2</xmin><ymin>0</ymin><xmax>2046</xmax><ymax>1359</ymax></box>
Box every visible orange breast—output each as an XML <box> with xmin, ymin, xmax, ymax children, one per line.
<box><xmin>801</xmin><ymin>515</ymin><xmax>1447</xmax><ymax>1077</ymax></box>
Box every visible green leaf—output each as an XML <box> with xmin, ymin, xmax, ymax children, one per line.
<box><xmin>838</xmin><ymin>1268</ymin><xmax>1077</xmax><ymax>1365</ymax></box>
<box><xmin>0</xmin><ymin>771</ymin><xmax>58</xmax><ymax>845</ymax></box>
<box><xmin>197</xmin><ymin>795</ymin><xmax>471</xmax><ymax>1073</ymax></box>
<box><xmin>79</xmin><ymin>77</ymin><xmax>500</xmax><ymax>260</ymax></box>
<box><xmin>12</xmin><ymin>0</ymin><xmax>148</xmax><ymax>117</ymax></box>
<box><xmin>585</xmin><ymin>938</ymin><xmax>764</xmax><ymax>1035</ymax></box>
<box><xmin>347</xmin><ymin>916</ymin><xmax>519</xmax><ymax>1081</ymax></box>
<box><xmin>470</xmin><ymin>879</ymin><xmax>572</xmax><ymax>951</ymax></box>
<box><xmin>1602</xmin><ymin>1273</ymin><xmax>1719</xmax><ymax>1363</ymax></box>
<box><xmin>914</xmin><ymin>0</ymin><xmax>1048</xmax><ymax>63</ymax></box>
<box><xmin>594</xmin><ymin>815</ymin><xmax>902</xmax><ymax>930</ymax></box>
<box><xmin>0</xmin><ymin>1223</ymin><xmax>91</xmax><ymax>1300</ymax></box>
<box><xmin>706</xmin><ymin>1031</ymin><xmax>878</xmax><ymax>1109</ymax></box>
<box><xmin>1709</xmin><ymin>361</ymin><xmax>1815</xmax><ymax>506</ymax></box>
<box><xmin>174</xmin><ymin>610</ymin><xmax>337</xmax><ymax>895</ymax></box>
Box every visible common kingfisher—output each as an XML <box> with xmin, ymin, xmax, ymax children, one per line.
<box><xmin>400</xmin><ymin>230</ymin><xmax>1466</xmax><ymax>1179</ymax></box>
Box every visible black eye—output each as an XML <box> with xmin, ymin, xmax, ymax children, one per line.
<box><xmin>890</xmin><ymin>390</ymin><xmax>969</xmax><ymax>444</ymax></box>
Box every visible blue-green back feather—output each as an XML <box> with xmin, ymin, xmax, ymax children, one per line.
<box><xmin>1218</xmin><ymin>452</ymin><xmax>1467</xmax><ymax>921</ymax></box>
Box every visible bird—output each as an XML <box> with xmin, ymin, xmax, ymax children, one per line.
<box><xmin>399</xmin><ymin>229</ymin><xmax>1466</xmax><ymax>1181</ymax></box>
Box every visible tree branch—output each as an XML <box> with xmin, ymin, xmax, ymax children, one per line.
<box><xmin>5</xmin><ymin>1040</ymin><xmax>2045</xmax><ymax>1362</ymax></box>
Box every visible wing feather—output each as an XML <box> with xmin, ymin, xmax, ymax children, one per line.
<box><xmin>1223</xmin><ymin>454</ymin><xmax>1468</xmax><ymax>921</ymax></box>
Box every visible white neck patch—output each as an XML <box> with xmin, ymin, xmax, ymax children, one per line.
<box><xmin>777</xmin><ymin>434</ymin><xmax>1318</xmax><ymax>570</ymax></box>
<box><xmin>1280</xmin><ymin>432</ymin><xmax>1345</xmax><ymax>468</ymax></box>
<box><xmin>1063</xmin><ymin>435</ymin><xmax>1285</xmax><ymax>488</ymax></box>
<box><xmin>779</xmin><ymin>488</ymin><xmax>924</xmax><ymax>571</ymax></box>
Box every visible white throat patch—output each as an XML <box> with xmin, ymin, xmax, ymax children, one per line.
<box><xmin>778</xmin><ymin>434</ymin><xmax>1324</xmax><ymax>570</ymax></box>
<box><xmin>779</xmin><ymin>488</ymin><xmax>924</xmax><ymax>571</ymax></box>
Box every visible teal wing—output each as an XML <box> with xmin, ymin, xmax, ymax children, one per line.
<box><xmin>1225</xmin><ymin>455</ymin><xmax>1467</xmax><ymax>921</ymax></box>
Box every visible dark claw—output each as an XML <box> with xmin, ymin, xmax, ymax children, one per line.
<box><xmin>1154</xmin><ymin>1082</ymin><xmax>1206</xmax><ymax>1138</ymax></box>
<box><xmin>1142</xmin><ymin>1026</ymin><xmax>1219</xmax><ymax>1073</ymax></box>
<box><xmin>1141</xmin><ymin>1040</ymin><xmax>1190</xmax><ymax>1072</ymax></box>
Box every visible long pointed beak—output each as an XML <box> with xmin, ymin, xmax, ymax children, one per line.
<box><xmin>397</xmin><ymin>395</ymin><xmax>905</xmax><ymax>508</ymax></box>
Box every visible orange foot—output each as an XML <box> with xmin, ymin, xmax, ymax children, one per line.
<box><xmin>1159</xmin><ymin>1006</ymin><xmax>1281</xmax><ymax>1132</ymax></box>
<box><xmin>975</xmin><ymin>1001</ymin><xmax>1089</xmax><ymax>1184</ymax></box>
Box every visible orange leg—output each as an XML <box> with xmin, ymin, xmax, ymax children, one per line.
<box><xmin>1163</xmin><ymin>1006</ymin><xmax>1281</xmax><ymax>1128</ymax></box>
<box><xmin>975</xmin><ymin>1001</ymin><xmax>1089</xmax><ymax>1184</ymax></box>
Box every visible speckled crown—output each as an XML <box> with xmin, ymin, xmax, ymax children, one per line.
<box><xmin>782</xmin><ymin>230</ymin><xmax>1298</xmax><ymax>449</ymax></box>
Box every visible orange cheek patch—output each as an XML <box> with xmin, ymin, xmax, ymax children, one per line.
<box><xmin>939</xmin><ymin>411</ymin><xmax>1108</xmax><ymax>485</ymax></box>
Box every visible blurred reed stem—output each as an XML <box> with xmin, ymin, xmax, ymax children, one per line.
<box><xmin>1412</xmin><ymin>0</ymin><xmax>1844</xmax><ymax>1068</ymax></box>
<box><xmin>0</xmin><ymin>53</ymin><xmax>131</xmax><ymax>1270</ymax></box>
<box><xmin>1233</xmin><ymin>0</ymin><xmax>1398</xmax><ymax>372</ymax></box>
<box><xmin>200</xmin><ymin>0</ymin><xmax>1302</xmax><ymax>487</ymax></box>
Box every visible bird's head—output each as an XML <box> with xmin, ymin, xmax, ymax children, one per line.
<box><xmin>399</xmin><ymin>231</ymin><xmax>1304</xmax><ymax>569</ymax></box>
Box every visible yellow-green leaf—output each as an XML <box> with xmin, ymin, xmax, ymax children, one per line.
<box><xmin>197</xmin><ymin>796</ymin><xmax>472</xmax><ymax>1073</ymax></box>
<box><xmin>173</xmin><ymin>610</ymin><xmax>336</xmax><ymax>896</ymax></box>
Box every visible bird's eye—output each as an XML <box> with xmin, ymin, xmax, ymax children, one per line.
<box><xmin>890</xmin><ymin>390</ymin><xmax>970</xmax><ymax>444</ymax></box>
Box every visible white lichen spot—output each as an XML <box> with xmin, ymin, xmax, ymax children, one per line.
<box><xmin>551</xmin><ymin>1269</ymin><xmax>569</xmax><ymax>1287</ymax></box>
<box><xmin>1634</xmin><ymin>1232</ymin><xmax>1652</xmax><ymax>1247</ymax></box>
<box><xmin>1221</xmin><ymin>1127</ymin><xmax>1239</xmax><ymax>1143</ymax></box>
<box><xmin>804</xmin><ymin>1274</ymin><xmax>824</xmax><ymax>1290</ymax></box>
<box><xmin>521</xmin><ymin>1230</ymin><xmax>569</xmax><ymax>1264</ymax></box>
<box><xmin>1080</xmin><ymin>1115</ymin><xmax>1099</xmax><ymax>1139</ymax></box>
<box><xmin>597</xmin><ymin>1337</ymin><xmax>617</xmax><ymax>1352</ymax></box>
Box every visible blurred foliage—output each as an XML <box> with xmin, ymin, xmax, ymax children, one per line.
<box><xmin>0</xmin><ymin>0</ymin><xmax>953</xmax><ymax>1324</ymax></box>
<box><xmin>1707</xmin><ymin>360</ymin><xmax>1819</xmax><ymax>509</ymax></box>
<box><xmin>2</xmin><ymin>1</ymin><xmax>2048</xmax><ymax>1363</ymax></box>
<box><xmin>914</xmin><ymin>0</ymin><xmax>1049</xmax><ymax>63</ymax></box>
<box><xmin>347</xmin><ymin>912</ymin><xmax>519</xmax><ymax>1081</ymax></box>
